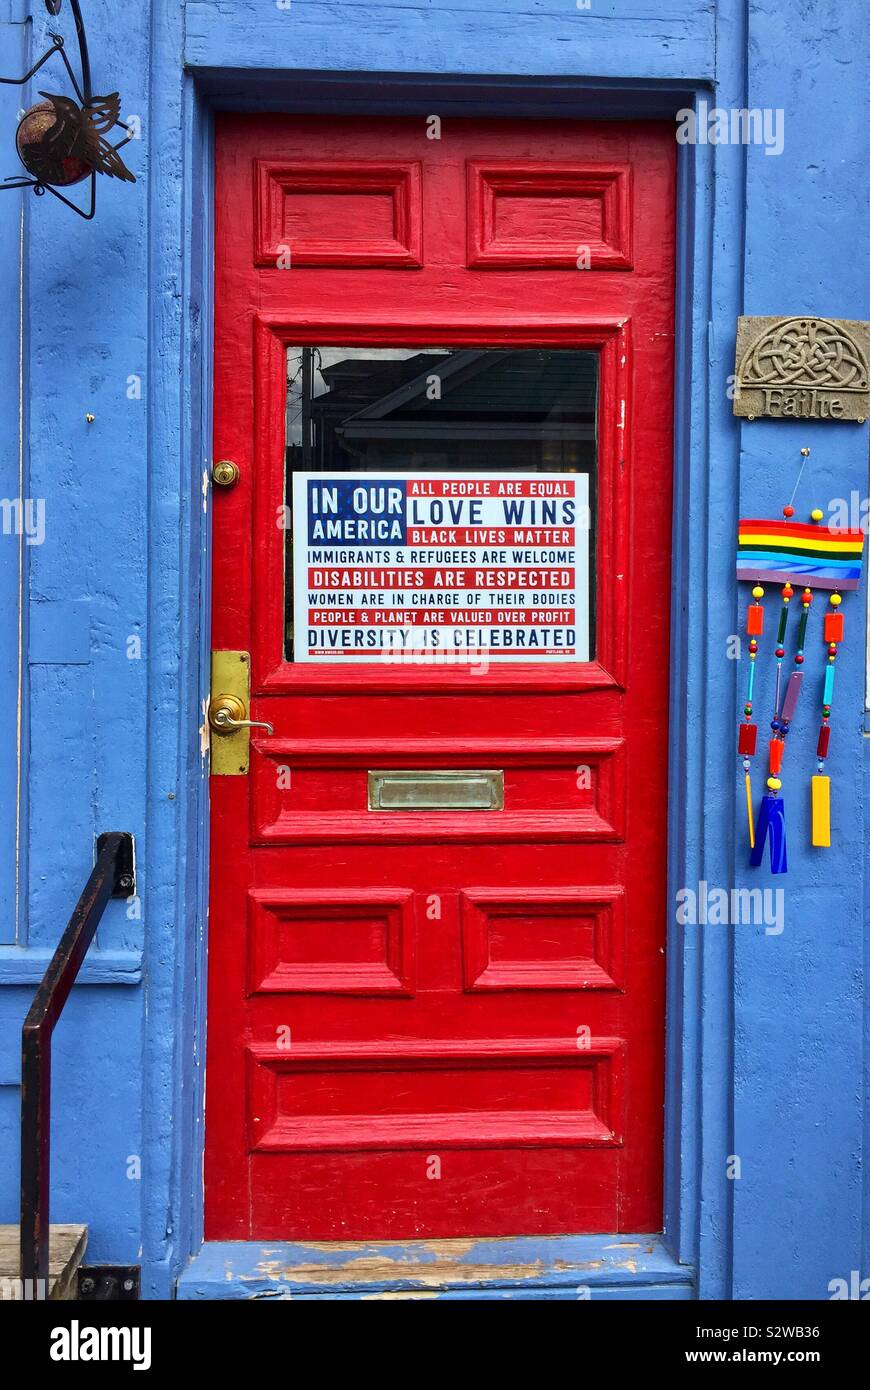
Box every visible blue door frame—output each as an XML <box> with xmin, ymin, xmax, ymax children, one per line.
<box><xmin>1</xmin><ymin>0</ymin><xmax>867</xmax><ymax>1302</ymax></box>
<box><xmin>171</xmin><ymin>74</ymin><xmax>725</xmax><ymax>1300</ymax></box>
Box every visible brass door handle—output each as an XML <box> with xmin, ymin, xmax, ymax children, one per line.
<box><xmin>209</xmin><ymin>694</ymin><xmax>274</xmax><ymax>736</ymax></box>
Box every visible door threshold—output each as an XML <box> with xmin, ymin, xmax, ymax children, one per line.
<box><xmin>177</xmin><ymin>1234</ymin><xmax>693</xmax><ymax>1300</ymax></box>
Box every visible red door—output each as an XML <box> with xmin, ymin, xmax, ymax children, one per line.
<box><xmin>206</xmin><ymin>114</ymin><xmax>675</xmax><ymax>1240</ymax></box>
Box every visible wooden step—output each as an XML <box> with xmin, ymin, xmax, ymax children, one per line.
<box><xmin>0</xmin><ymin>1225</ymin><xmax>88</xmax><ymax>1300</ymax></box>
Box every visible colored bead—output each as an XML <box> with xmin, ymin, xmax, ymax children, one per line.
<box><xmin>752</xmin><ymin>585</ymin><xmax>764</xmax><ymax>599</ymax></box>
<box><xmin>767</xmin><ymin>777</ymin><xmax>781</xmax><ymax>791</ymax></box>
<box><xmin>738</xmin><ymin>723</ymin><xmax>757</xmax><ymax>756</ymax></box>
<box><xmin>746</xmin><ymin>603</ymin><xmax>764</xmax><ymax>635</ymax></box>
<box><xmin>795</xmin><ymin>653</ymin><xmax>804</xmax><ymax>664</ymax></box>
<box><xmin>782</xmin><ymin>505</ymin><xmax>795</xmax><ymax>518</ymax></box>
<box><xmin>768</xmin><ymin>739</ymin><xmax>784</xmax><ymax>774</ymax></box>
<box><xmin>782</xmin><ymin>583</ymin><xmax>794</xmax><ymax>599</ymax></box>
<box><xmin>830</xmin><ymin>592</ymin><xmax>842</xmax><ymax>606</ymax></box>
<box><xmin>810</xmin><ymin>508</ymin><xmax>824</xmax><ymax>522</ymax></box>
<box><xmin>824</xmin><ymin>611</ymin><xmax>844</xmax><ymax>642</ymax></box>
<box><xmin>775</xmin><ymin>646</ymin><xmax>784</xmax><ymax>658</ymax></box>
<box><xmin>802</xmin><ymin>588</ymin><xmax>813</xmax><ymax>604</ymax></box>
<box><xmin>822</xmin><ymin>704</ymin><xmax>831</xmax><ymax>717</ymax></box>
<box><xmin>744</xmin><ymin>704</ymin><xmax>753</xmax><ymax>716</ymax></box>
<box><xmin>817</xmin><ymin>724</ymin><xmax>831</xmax><ymax>758</ymax></box>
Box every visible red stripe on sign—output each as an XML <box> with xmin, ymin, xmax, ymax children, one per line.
<box><xmin>308</xmin><ymin>568</ymin><xmax>575</xmax><ymax>588</ymax></box>
<box><xmin>408</xmin><ymin>527</ymin><xmax>576</xmax><ymax>545</ymax></box>
<box><xmin>308</xmin><ymin>608</ymin><xmax>577</xmax><ymax>625</ymax></box>
<box><xmin>408</xmin><ymin>479</ymin><xmax>576</xmax><ymax>498</ymax></box>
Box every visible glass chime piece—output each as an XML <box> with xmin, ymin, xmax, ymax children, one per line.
<box><xmin>738</xmin><ymin>723</ymin><xmax>757</xmax><ymax>756</ymax></box>
<box><xmin>822</xmin><ymin>664</ymin><xmax>835</xmax><ymax>707</ymax></box>
<box><xmin>824</xmin><ymin>611</ymin><xmax>844</xmax><ymax>643</ymax></box>
<box><xmin>811</xmin><ymin>775</ymin><xmax>831</xmax><ymax>847</ymax></box>
<box><xmin>744</xmin><ymin>774</ymin><xmax>755</xmax><ymax>850</ymax></box>
<box><xmin>781</xmin><ymin>671</ymin><xmax>803</xmax><ymax>723</ymax></box>
<box><xmin>750</xmin><ymin>794</ymin><xmax>787</xmax><ymax>874</ymax></box>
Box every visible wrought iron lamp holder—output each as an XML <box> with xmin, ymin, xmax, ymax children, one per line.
<box><xmin>0</xmin><ymin>0</ymin><xmax>135</xmax><ymax>219</ymax></box>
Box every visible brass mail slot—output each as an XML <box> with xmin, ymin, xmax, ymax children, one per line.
<box><xmin>368</xmin><ymin>769</ymin><xmax>504</xmax><ymax>812</ymax></box>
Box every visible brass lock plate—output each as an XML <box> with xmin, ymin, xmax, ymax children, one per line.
<box><xmin>210</xmin><ymin>650</ymin><xmax>251</xmax><ymax>775</ymax></box>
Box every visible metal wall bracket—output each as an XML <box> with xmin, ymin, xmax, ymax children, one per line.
<box><xmin>77</xmin><ymin>1265</ymin><xmax>140</xmax><ymax>1300</ymax></box>
<box><xmin>96</xmin><ymin>831</ymin><xmax>135</xmax><ymax>897</ymax></box>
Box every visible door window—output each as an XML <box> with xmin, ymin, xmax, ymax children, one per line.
<box><xmin>284</xmin><ymin>346</ymin><xmax>598</xmax><ymax>662</ymax></box>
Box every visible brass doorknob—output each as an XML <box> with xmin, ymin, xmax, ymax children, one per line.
<box><xmin>209</xmin><ymin>694</ymin><xmax>274</xmax><ymax>736</ymax></box>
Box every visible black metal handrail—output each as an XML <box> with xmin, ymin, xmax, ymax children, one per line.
<box><xmin>20</xmin><ymin>831</ymin><xmax>134</xmax><ymax>1300</ymax></box>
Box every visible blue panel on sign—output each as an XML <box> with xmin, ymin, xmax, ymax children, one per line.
<box><xmin>306</xmin><ymin>479</ymin><xmax>407</xmax><ymax>544</ymax></box>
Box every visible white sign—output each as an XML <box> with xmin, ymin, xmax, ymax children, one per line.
<box><xmin>291</xmin><ymin>471</ymin><xmax>590</xmax><ymax>663</ymax></box>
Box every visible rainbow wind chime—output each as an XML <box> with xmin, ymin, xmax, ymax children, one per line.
<box><xmin>736</xmin><ymin>471</ymin><xmax>864</xmax><ymax>873</ymax></box>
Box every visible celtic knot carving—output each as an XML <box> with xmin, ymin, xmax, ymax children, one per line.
<box><xmin>739</xmin><ymin>317</ymin><xmax>868</xmax><ymax>392</ymax></box>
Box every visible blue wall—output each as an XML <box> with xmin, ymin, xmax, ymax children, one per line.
<box><xmin>0</xmin><ymin>0</ymin><xmax>867</xmax><ymax>1299</ymax></box>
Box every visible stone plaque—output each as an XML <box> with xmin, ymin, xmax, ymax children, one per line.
<box><xmin>733</xmin><ymin>316</ymin><xmax>870</xmax><ymax>422</ymax></box>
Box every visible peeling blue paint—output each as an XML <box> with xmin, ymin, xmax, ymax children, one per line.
<box><xmin>177</xmin><ymin>1234</ymin><xmax>693</xmax><ymax>1300</ymax></box>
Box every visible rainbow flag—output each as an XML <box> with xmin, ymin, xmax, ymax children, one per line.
<box><xmin>737</xmin><ymin>518</ymin><xmax>864</xmax><ymax>590</ymax></box>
